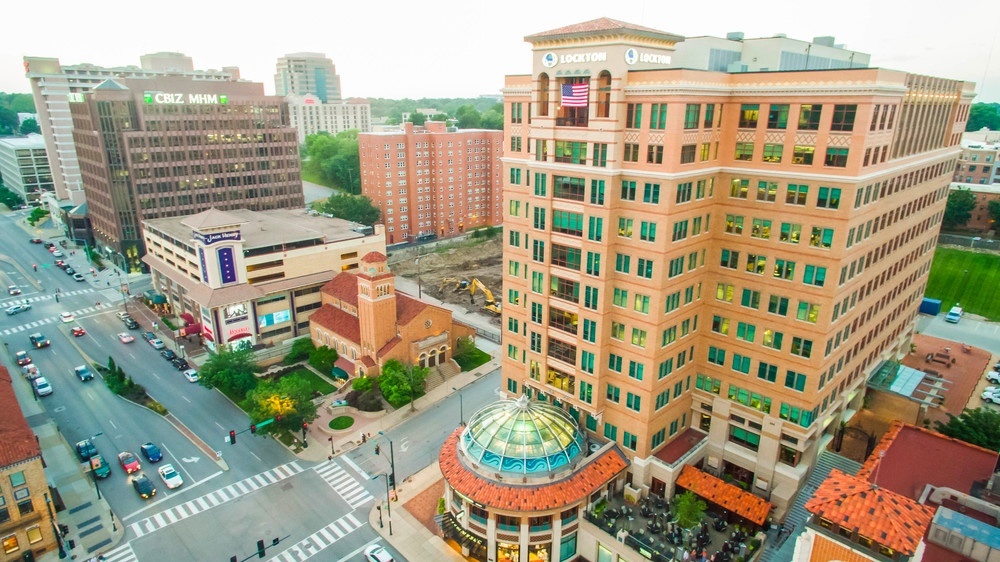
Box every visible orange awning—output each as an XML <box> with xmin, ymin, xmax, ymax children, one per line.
<box><xmin>676</xmin><ymin>465</ymin><xmax>773</xmax><ymax>526</ymax></box>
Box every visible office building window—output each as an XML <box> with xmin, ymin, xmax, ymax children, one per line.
<box><xmin>739</xmin><ymin>104</ymin><xmax>760</xmax><ymax>128</ymax></box>
<box><xmin>798</xmin><ymin>104</ymin><xmax>822</xmax><ymax>130</ymax></box>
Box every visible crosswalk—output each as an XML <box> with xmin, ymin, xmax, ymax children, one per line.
<box><xmin>129</xmin><ymin>462</ymin><xmax>304</xmax><ymax>538</ymax></box>
<box><xmin>315</xmin><ymin>460</ymin><xmax>374</xmax><ymax>508</ymax></box>
<box><xmin>0</xmin><ymin>287</ymin><xmax>95</xmax><ymax>309</ymax></box>
<box><xmin>267</xmin><ymin>513</ymin><xmax>364</xmax><ymax>562</ymax></box>
<box><xmin>0</xmin><ymin>296</ymin><xmax>112</xmax><ymax>336</ymax></box>
<box><xmin>100</xmin><ymin>542</ymin><xmax>137</xmax><ymax>562</ymax></box>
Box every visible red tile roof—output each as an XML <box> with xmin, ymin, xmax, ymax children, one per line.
<box><xmin>805</xmin><ymin>469</ymin><xmax>934</xmax><ymax>555</ymax></box>
<box><xmin>856</xmin><ymin>421</ymin><xmax>998</xmax><ymax>500</ymax></box>
<box><xmin>395</xmin><ymin>293</ymin><xmax>427</xmax><ymax>326</ymax></box>
<box><xmin>439</xmin><ymin>429</ymin><xmax>627</xmax><ymax>512</ymax></box>
<box><xmin>525</xmin><ymin>17</ymin><xmax>670</xmax><ymax>40</ymax></box>
<box><xmin>321</xmin><ymin>273</ymin><xmax>360</xmax><ymax>308</ymax></box>
<box><xmin>361</xmin><ymin>251</ymin><xmax>386</xmax><ymax>263</ymax></box>
<box><xmin>309</xmin><ymin>305</ymin><xmax>360</xmax><ymax>343</ymax></box>
<box><xmin>675</xmin><ymin>465</ymin><xmax>773</xmax><ymax>526</ymax></box>
<box><xmin>0</xmin><ymin>369</ymin><xmax>40</xmax><ymax>468</ymax></box>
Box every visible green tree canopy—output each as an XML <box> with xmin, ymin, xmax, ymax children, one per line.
<box><xmin>454</xmin><ymin>105</ymin><xmax>482</xmax><ymax>129</ymax></box>
<box><xmin>480</xmin><ymin>103</ymin><xmax>504</xmax><ymax>130</ymax></box>
<box><xmin>943</xmin><ymin>188</ymin><xmax>977</xmax><ymax>229</ymax></box>
<box><xmin>304</xmin><ymin>130</ymin><xmax>360</xmax><ymax>193</ymax></box>
<box><xmin>0</xmin><ymin>107</ymin><xmax>17</xmax><ymax>135</ymax></box>
<box><xmin>408</xmin><ymin>111</ymin><xmax>427</xmax><ymax>126</ymax></box>
<box><xmin>673</xmin><ymin>491</ymin><xmax>707</xmax><ymax>529</ymax></box>
<box><xmin>377</xmin><ymin>359</ymin><xmax>428</xmax><ymax>408</ymax></box>
<box><xmin>967</xmin><ymin>103</ymin><xmax>1000</xmax><ymax>132</ymax></box>
<box><xmin>0</xmin><ymin>93</ymin><xmax>35</xmax><ymax>113</ymax></box>
<box><xmin>935</xmin><ymin>408</ymin><xmax>1000</xmax><ymax>451</ymax></box>
<box><xmin>320</xmin><ymin>193</ymin><xmax>381</xmax><ymax>226</ymax></box>
<box><xmin>198</xmin><ymin>346</ymin><xmax>259</xmax><ymax>400</ymax></box>
<box><xmin>243</xmin><ymin>374</ymin><xmax>318</xmax><ymax>434</ymax></box>
<box><xmin>989</xmin><ymin>200</ymin><xmax>1000</xmax><ymax>228</ymax></box>
<box><xmin>19</xmin><ymin>118</ymin><xmax>40</xmax><ymax>135</ymax></box>
<box><xmin>308</xmin><ymin>345</ymin><xmax>340</xmax><ymax>375</ymax></box>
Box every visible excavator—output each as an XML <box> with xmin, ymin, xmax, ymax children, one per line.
<box><xmin>439</xmin><ymin>278</ymin><xmax>470</xmax><ymax>293</ymax></box>
<box><xmin>469</xmin><ymin>278</ymin><xmax>502</xmax><ymax>315</ymax></box>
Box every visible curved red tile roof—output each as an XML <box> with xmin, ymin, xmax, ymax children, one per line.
<box><xmin>439</xmin><ymin>429</ymin><xmax>627</xmax><ymax>512</ymax></box>
<box><xmin>361</xmin><ymin>251</ymin><xmax>387</xmax><ymax>263</ymax></box>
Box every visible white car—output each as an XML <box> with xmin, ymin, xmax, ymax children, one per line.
<box><xmin>157</xmin><ymin>464</ymin><xmax>183</xmax><ymax>489</ymax></box>
<box><xmin>363</xmin><ymin>545</ymin><xmax>394</xmax><ymax>562</ymax></box>
<box><xmin>182</xmin><ymin>369</ymin><xmax>200</xmax><ymax>383</ymax></box>
<box><xmin>118</xmin><ymin>332</ymin><xmax>135</xmax><ymax>344</ymax></box>
<box><xmin>60</xmin><ymin>311</ymin><xmax>74</xmax><ymax>323</ymax></box>
<box><xmin>51</xmin><ymin>250</ymin><xmax>64</xmax><ymax>258</ymax></box>
<box><xmin>33</xmin><ymin>377</ymin><xmax>53</xmax><ymax>396</ymax></box>
<box><xmin>148</xmin><ymin>339</ymin><xmax>165</xmax><ymax>350</ymax></box>
<box><xmin>983</xmin><ymin>387</ymin><xmax>1000</xmax><ymax>404</ymax></box>
<box><xmin>987</xmin><ymin>371</ymin><xmax>1000</xmax><ymax>384</ymax></box>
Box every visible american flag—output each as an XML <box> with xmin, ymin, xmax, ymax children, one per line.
<box><xmin>561</xmin><ymin>82</ymin><xmax>589</xmax><ymax>107</ymax></box>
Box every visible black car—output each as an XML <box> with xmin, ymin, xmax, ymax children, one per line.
<box><xmin>141</xmin><ymin>331</ymin><xmax>156</xmax><ymax>342</ymax></box>
<box><xmin>171</xmin><ymin>358</ymin><xmax>190</xmax><ymax>371</ymax></box>
<box><xmin>28</xmin><ymin>333</ymin><xmax>50</xmax><ymax>348</ymax></box>
<box><xmin>30</xmin><ymin>238</ymin><xmax>43</xmax><ymax>244</ymax></box>
<box><xmin>132</xmin><ymin>474</ymin><xmax>156</xmax><ymax>499</ymax></box>
<box><xmin>123</xmin><ymin>318</ymin><xmax>139</xmax><ymax>330</ymax></box>
<box><xmin>76</xmin><ymin>439</ymin><xmax>97</xmax><ymax>462</ymax></box>
<box><xmin>160</xmin><ymin>350</ymin><xmax>178</xmax><ymax>361</ymax></box>
<box><xmin>64</xmin><ymin>267</ymin><xmax>76</xmax><ymax>275</ymax></box>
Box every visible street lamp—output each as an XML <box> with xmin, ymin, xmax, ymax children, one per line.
<box><xmin>327</xmin><ymin>437</ymin><xmax>335</xmax><ymax>459</ymax></box>
<box><xmin>371</xmin><ymin>473</ymin><xmax>393</xmax><ymax>535</ymax></box>
<box><xmin>408</xmin><ymin>365</ymin><xmax>416</xmax><ymax>413</ymax></box>
<box><xmin>44</xmin><ymin>492</ymin><xmax>66</xmax><ymax>559</ymax></box>
<box><xmin>115</xmin><ymin>271</ymin><xmax>128</xmax><ymax>312</ymax></box>
<box><xmin>452</xmin><ymin>386</ymin><xmax>464</xmax><ymax>426</ymax></box>
<box><xmin>90</xmin><ymin>431</ymin><xmax>104</xmax><ymax>500</ymax></box>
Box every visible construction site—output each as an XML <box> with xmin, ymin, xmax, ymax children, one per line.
<box><xmin>387</xmin><ymin>236</ymin><xmax>504</xmax><ymax>322</ymax></box>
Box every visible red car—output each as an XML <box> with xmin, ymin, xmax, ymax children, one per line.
<box><xmin>71</xmin><ymin>326</ymin><xmax>87</xmax><ymax>337</ymax></box>
<box><xmin>117</xmin><ymin>451</ymin><xmax>141</xmax><ymax>474</ymax></box>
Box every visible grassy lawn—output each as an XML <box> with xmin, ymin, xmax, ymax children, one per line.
<box><xmin>454</xmin><ymin>347</ymin><xmax>491</xmax><ymax>371</ymax></box>
<box><xmin>329</xmin><ymin>416</ymin><xmax>354</xmax><ymax>430</ymax></box>
<box><xmin>301</xmin><ymin>168</ymin><xmax>335</xmax><ymax>189</ymax></box>
<box><xmin>926</xmin><ymin>247</ymin><xmax>1000</xmax><ymax>320</ymax></box>
<box><xmin>282</xmin><ymin>367</ymin><xmax>337</xmax><ymax>395</ymax></box>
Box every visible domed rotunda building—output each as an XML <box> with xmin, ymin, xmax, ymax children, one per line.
<box><xmin>438</xmin><ymin>396</ymin><xmax>628</xmax><ymax>562</ymax></box>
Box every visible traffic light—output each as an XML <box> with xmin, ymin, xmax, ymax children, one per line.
<box><xmin>276</xmin><ymin>415</ymin><xmax>283</xmax><ymax>423</ymax></box>
<box><xmin>229</xmin><ymin>430</ymin><xmax>236</xmax><ymax>445</ymax></box>
<box><xmin>302</xmin><ymin>422</ymin><xmax>308</xmax><ymax>430</ymax></box>
<box><xmin>250</xmin><ymin>424</ymin><xmax>257</xmax><ymax>434</ymax></box>
<box><xmin>257</xmin><ymin>539</ymin><xmax>266</xmax><ymax>558</ymax></box>
<box><xmin>375</xmin><ymin>444</ymin><xmax>380</xmax><ymax>455</ymax></box>
<box><xmin>388</xmin><ymin>473</ymin><xmax>395</xmax><ymax>487</ymax></box>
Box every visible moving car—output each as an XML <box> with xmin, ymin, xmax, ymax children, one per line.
<box><xmin>90</xmin><ymin>455</ymin><xmax>111</xmax><ymax>479</ymax></box>
<box><xmin>6</xmin><ymin>304</ymin><xmax>31</xmax><ymax>316</ymax></box>
<box><xmin>64</xmin><ymin>267</ymin><xmax>76</xmax><ymax>275</ymax></box>
<box><xmin>116</xmin><ymin>311</ymin><xmax>132</xmax><ymax>321</ymax></box>
<box><xmin>54</xmin><ymin>260</ymin><xmax>66</xmax><ymax>269</ymax></box>
<box><xmin>7</xmin><ymin>285</ymin><xmax>20</xmax><ymax>296</ymax></box>
<box><xmin>141</xmin><ymin>331</ymin><xmax>156</xmax><ymax>342</ymax></box>
<box><xmin>364</xmin><ymin>545</ymin><xmax>395</xmax><ymax>562</ymax></box>
<box><xmin>74</xmin><ymin>365</ymin><xmax>94</xmax><ymax>382</ymax></box>
<box><xmin>118</xmin><ymin>332</ymin><xmax>135</xmax><ymax>344</ymax></box>
<box><xmin>182</xmin><ymin>369</ymin><xmax>199</xmax><ymax>383</ymax></box>
<box><xmin>29</xmin><ymin>238</ymin><xmax>42</xmax><ymax>244</ymax></box>
<box><xmin>140</xmin><ymin>442</ymin><xmax>162</xmax><ymax>463</ymax></box>
<box><xmin>148</xmin><ymin>339</ymin><xmax>165</xmax><ymax>350</ymax></box>
<box><xmin>157</xmin><ymin>464</ymin><xmax>183</xmax><ymax>489</ymax></box>
<box><xmin>72</xmin><ymin>273</ymin><xmax>85</xmax><ymax>282</ymax></box>
<box><xmin>76</xmin><ymin>440</ymin><xmax>97</xmax><ymax>462</ymax></box>
<box><xmin>945</xmin><ymin>306</ymin><xmax>964</xmax><ymax>323</ymax></box>
<box><xmin>60</xmin><ymin>312</ymin><xmax>74</xmax><ymax>323</ymax></box>
<box><xmin>171</xmin><ymin>358</ymin><xmax>189</xmax><ymax>371</ymax></box>
<box><xmin>15</xmin><ymin>351</ymin><xmax>31</xmax><ymax>366</ymax></box>
<box><xmin>117</xmin><ymin>451</ymin><xmax>141</xmax><ymax>474</ymax></box>
<box><xmin>51</xmin><ymin>250</ymin><xmax>64</xmax><ymax>257</ymax></box>
<box><xmin>131</xmin><ymin>474</ymin><xmax>156</xmax><ymax>499</ymax></box>
<box><xmin>71</xmin><ymin>326</ymin><xmax>87</xmax><ymax>337</ymax></box>
<box><xmin>160</xmin><ymin>350</ymin><xmax>178</xmax><ymax>361</ymax></box>
<box><xmin>28</xmin><ymin>333</ymin><xmax>50</xmax><ymax>348</ymax></box>
<box><xmin>33</xmin><ymin>377</ymin><xmax>53</xmax><ymax>396</ymax></box>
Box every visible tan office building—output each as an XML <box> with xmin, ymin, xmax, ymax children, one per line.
<box><xmin>500</xmin><ymin>18</ymin><xmax>973</xmax><ymax>520</ymax></box>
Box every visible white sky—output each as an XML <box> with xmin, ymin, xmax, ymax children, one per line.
<box><xmin>3</xmin><ymin>0</ymin><xmax>1000</xmax><ymax>103</ymax></box>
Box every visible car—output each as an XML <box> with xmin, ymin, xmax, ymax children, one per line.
<box><xmin>73</xmin><ymin>365</ymin><xmax>94</xmax><ymax>382</ymax></box>
<box><xmin>123</xmin><ymin>318</ymin><xmax>139</xmax><ymax>330</ymax></box>
<box><xmin>28</xmin><ymin>333</ymin><xmax>50</xmax><ymax>348</ymax></box>
<box><xmin>160</xmin><ymin>349</ymin><xmax>178</xmax><ymax>361</ymax></box>
<box><xmin>363</xmin><ymin>545</ymin><xmax>395</xmax><ymax>562</ymax></box>
<box><xmin>182</xmin><ymin>369</ymin><xmax>200</xmax><ymax>383</ymax></box>
<box><xmin>54</xmin><ymin>260</ymin><xmax>66</xmax><ymax>269</ymax></box>
<box><xmin>15</xmin><ymin>351</ymin><xmax>31</xmax><ymax>366</ymax></box>
<box><xmin>141</xmin><ymin>331</ymin><xmax>156</xmax><ymax>342</ymax></box>
<box><xmin>117</xmin><ymin>451</ymin><xmax>141</xmax><ymax>474</ymax></box>
<box><xmin>945</xmin><ymin>306</ymin><xmax>964</xmax><ymax>323</ymax></box>
<box><xmin>118</xmin><ymin>332</ymin><xmax>135</xmax><ymax>344</ymax></box>
<box><xmin>157</xmin><ymin>464</ymin><xmax>183</xmax><ymax>489</ymax></box>
<box><xmin>60</xmin><ymin>312</ymin><xmax>74</xmax><ymax>323</ymax></box>
<box><xmin>90</xmin><ymin>455</ymin><xmax>111</xmax><ymax>479</ymax></box>
<box><xmin>148</xmin><ymin>338</ymin><xmax>165</xmax><ymax>350</ymax></box>
<box><xmin>29</xmin><ymin>238</ymin><xmax>42</xmax><ymax>244</ymax></box>
<box><xmin>43</xmin><ymin>242</ymin><xmax>54</xmax><ymax>249</ymax></box>
<box><xmin>988</xmin><ymin>372</ymin><xmax>1000</xmax><ymax>384</ymax></box>
<box><xmin>6</xmin><ymin>304</ymin><xmax>31</xmax><ymax>315</ymax></box>
<box><xmin>52</xmin><ymin>250</ymin><xmax>64</xmax><ymax>257</ymax></box>
<box><xmin>64</xmin><ymin>267</ymin><xmax>76</xmax><ymax>275</ymax></box>
<box><xmin>72</xmin><ymin>273</ymin><xmax>85</xmax><ymax>282</ymax></box>
<box><xmin>32</xmin><ymin>377</ymin><xmax>53</xmax><ymax>396</ymax></box>
<box><xmin>140</xmin><ymin>442</ymin><xmax>162</xmax><ymax>463</ymax></box>
<box><xmin>76</xmin><ymin>440</ymin><xmax>98</xmax><ymax>462</ymax></box>
<box><xmin>21</xmin><ymin>364</ymin><xmax>40</xmax><ymax>380</ymax></box>
<box><xmin>7</xmin><ymin>285</ymin><xmax>20</xmax><ymax>296</ymax></box>
<box><xmin>131</xmin><ymin>474</ymin><xmax>156</xmax><ymax>499</ymax></box>
<box><xmin>984</xmin><ymin>392</ymin><xmax>1000</xmax><ymax>405</ymax></box>
<box><xmin>116</xmin><ymin>311</ymin><xmax>132</xmax><ymax>321</ymax></box>
<box><xmin>171</xmin><ymin>358</ymin><xmax>189</xmax><ymax>371</ymax></box>
<box><xmin>71</xmin><ymin>325</ymin><xmax>87</xmax><ymax>337</ymax></box>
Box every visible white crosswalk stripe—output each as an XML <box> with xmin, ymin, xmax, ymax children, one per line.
<box><xmin>0</xmin><ymin>287</ymin><xmax>95</xmax><ymax>308</ymax></box>
<box><xmin>129</xmin><ymin>462</ymin><xmax>303</xmax><ymax>538</ymax></box>
<box><xmin>314</xmin><ymin>461</ymin><xmax>373</xmax><ymax>508</ymax></box>
<box><xmin>1</xmin><ymin>300</ymin><xmax>114</xmax><ymax>336</ymax></box>
<box><xmin>100</xmin><ymin>541</ymin><xmax>137</xmax><ymax>562</ymax></box>
<box><xmin>267</xmin><ymin>513</ymin><xmax>364</xmax><ymax>562</ymax></box>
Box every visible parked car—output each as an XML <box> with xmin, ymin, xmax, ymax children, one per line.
<box><xmin>32</xmin><ymin>377</ymin><xmax>53</xmax><ymax>396</ymax></box>
<box><xmin>983</xmin><ymin>387</ymin><xmax>1000</xmax><ymax>404</ymax></box>
<box><xmin>118</xmin><ymin>332</ymin><xmax>135</xmax><ymax>344</ymax></box>
<box><xmin>123</xmin><ymin>317</ymin><xmax>139</xmax><ymax>330</ymax></box>
<box><xmin>72</xmin><ymin>273</ymin><xmax>85</xmax><ymax>282</ymax></box>
<box><xmin>158</xmin><ymin>464</ymin><xmax>183</xmax><ymax>489</ymax></box>
<box><xmin>364</xmin><ymin>545</ymin><xmax>395</xmax><ymax>562</ymax></box>
<box><xmin>15</xmin><ymin>351</ymin><xmax>31</xmax><ymax>366</ymax></box>
<box><xmin>171</xmin><ymin>358</ymin><xmax>189</xmax><ymax>371</ymax></box>
<box><xmin>76</xmin><ymin>440</ymin><xmax>97</xmax><ymax>462</ymax></box>
<box><xmin>988</xmin><ymin>371</ymin><xmax>1000</xmax><ymax>384</ymax></box>
<box><xmin>116</xmin><ymin>311</ymin><xmax>132</xmax><ymax>321</ymax></box>
<box><xmin>183</xmin><ymin>369</ymin><xmax>200</xmax><ymax>383</ymax></box>
<box><xmin>6</xmin><ymin>304</ymin><xmax>31</xmax><ymax>316</ymax></box>
<box><xmin>141</xmin><ymin>331</ymin><xmax>156</xmax><ymax>342</ymax></box>
<box><xmin>73</xmin><ymin>365</ymin><xmax>94</xmax><ymax>382</ymax></box>
<box><xmin>160</xmin><ymin>349</ymin><xmax>178</xmax><ymax>361</ymax></box>
<box><xmin>90</xmin><ymin>455</ymin><xmax>111</xmax><ymax>479</ymax></box>
<box><xmin>28</xmin><ymin>333</ymin><xmax>50</xmax><ymax>348</ymax></box>
<box><xmin>64</xmin><ymin>267</ymin><xmax>76</xmax><ymax>275</ymax></box>
<box><xmin>43</xmin><ymin>242</ymin><xmax>54</xmax><ymax>249</ymax></box>
<box><xmin>60</xmin><ymin>312</ymin><xmax>74</xmax><ymax>323</ymax></box>
<box><xmin>71</xmin><ymin>326</ymin><xmax>87</xmax><ymax>337</ymax></box>
<box><xmin>945</xmin><ymin>306</ymin><xmax>964</xmax><ymax>323</ymax></box>
<box><xmin>7</xmin><ymin>285</ymin><xmax>20</xmax><ymax>296</ymax></box>
<box><xmin>21</xmin><ymin>364</ymin><xmax>40</xmax><ymax>380</ymax></box>
<box><xmin>54</xmin><ymin>260</ymin><xmax>66</xmax><ymax>269</ymax></box>
<box><xmin>131</xmin><ymin>474</ymin><xmax>156</xmax><ymax>499</ymax></box>
<box><xmin>140</xmin><ymin>442</ymin><xmax>162</xmax><ymax>463</ymax></box>
<box><xmin>29</xmin><ymin>238</ymin><xmax>42</xmax><ymax>244</ymax></box>
<box><xmin>51</xmin><ymin>250</ymin><xmax>64</xmax><ymax>258</ymax></box>
<box><xmin>117</xmin><ymin>451</ymin><xmax>141</xmax><ymax>474</ymax></box>
<box><xmin>148</xmin><ymin>339</ymin><xmax>165</xmax><ymax>350</ymax></box>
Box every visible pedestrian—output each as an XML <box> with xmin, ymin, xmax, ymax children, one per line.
<box><xmin>327</xmin><ymin>455</ymin><xmax>333</xmax><ymax>462</ymax></box>
<box><xmin>361</xmin><ymin>433</ymin><xmax>367</xmax><ymax>443</ymax></box>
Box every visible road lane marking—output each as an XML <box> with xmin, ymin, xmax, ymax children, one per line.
<box><xmin>267</xmin><ymin>513</ymin><xmax>364</xmax><ymax>562</ymax></box>
<box><xmin>314</xmin><ymin>461</ymin><xmax>373</xmax><ymax>508</ymax></box>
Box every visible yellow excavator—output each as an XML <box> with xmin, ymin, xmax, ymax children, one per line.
<box><xmin>439</xmin><ymin>278</ymin><xmax>469</xmax><ymax>292</ymax></box>
<box><xmin>469</xmin><ymin>278</ymin><xmax>502</xmax><ymax>315</ymax></box>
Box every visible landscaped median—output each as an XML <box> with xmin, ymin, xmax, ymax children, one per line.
<box><xmin>96</xmin><ymin>356</ymin><xmax>168</xmax><ymax>415</ymax></box>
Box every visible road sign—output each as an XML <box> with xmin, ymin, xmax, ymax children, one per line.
<box><xmin>255</xmin><ymin>418</ymin><xmax>276</xmax><ymax>429</ymax></box>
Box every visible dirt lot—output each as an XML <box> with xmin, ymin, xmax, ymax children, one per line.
<box><xmin>388</xmin><ymin>236</ymin><xmax>503</xmax><ymax>320</ymax></box>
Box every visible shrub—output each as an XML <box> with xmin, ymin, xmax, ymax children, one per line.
<box><xmin>437</xmin><ymin>498</ymin><xmax>446</xmax><ymax>515</ymax></box>
<box><xmin>309</xmin><ymin>345</ymin><xmax>339</xmax><ymax>374</ymax></box>
<box><xmin>357</xmin><ymin>390</ymin><xmax>384</xmax><ymax>412</ymax></box>
<box><xmin>352</xmin><ymin>377</ymin><xmax>373</xmax><ymax>393</ymax></box>
<box><xmin>283</xmin><ymin>338</ymin><xmax>315</xmax><ymax>365</ymax></box>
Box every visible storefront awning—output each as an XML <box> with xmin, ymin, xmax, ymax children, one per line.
<box><xmin>435</xmin><ymin>513</ymin><xmax>484</xmax><ymax>547</ymax></box>
<box><xmin>676</xmin><ymin>465</ymin><xmax>773</xmax><ymax>526</ymax></box>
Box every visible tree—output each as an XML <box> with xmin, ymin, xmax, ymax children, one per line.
<box><xmin>243</xmin><ymin>375</ymin><xmax>318</xmax><ymax>435</ymax></box>
<box><xmin>0</xmin><ymin>107</ymin><xmax>17</xmax><ymax>135</ymax></box>
<box><xmin>480</xmin><ymin>103</ymin><xmax>504</xmax><ymax>130</ymax></box>
<box><xmin>308</xmin><ymin>345</ymin><xmax>340</xmax><ymax>375</ymax></box>
<box><xmin>429</xmin><ymin>113</ymin><xmax>450</xmax><ymax>122</ymax></box>
<box><xmin>303</xmin><ymin>130</ymin><xmax>360</xmax><ymax>193</ymax></box>
<box><xmin>454</xmin><ymin>104</ymin><xmax>481</xmax><ymax>129</ymax></box>
<box><xmin>26</xmin><ymin>207</ymin><xmax>49</xmax><ymax>226</ymax></box>
<box><xmin>377</xmin><ymin>359</ymin><xmax>428</xmax><ymax>408</ymax></box>
<box><xmin>967</xmin><ymin>103</ymin><xmax>1000</xmax><ymax>132</ymax></box>
<box><xmin>198</xmin><ymin>346</ymin><xmax>259</xmax><ymax>400</ymax></box>
<box><xmin>943</xmin><ymin>188</ymin><xmax>976</xmax><ymax>229</ymax></box>
<box><xmin>988</xmin><ymin>200</ymin><xmax>1000</xmax><ymax>228</ymax></box>
<box><xmin>0</xmin><ymin>188</ymin><xmax>25</xmax><ymax>211</ymax></box>
<box><xmin>408</xmin><ymin>111</ymin><xmax>427</xmax><ymax>126</ymax></box>
<box><xmin>673</xmin><ymin>491</ymin><xmax>707</xmax><ymax>529</ymax></box>
<box><xmin>321</xmin><ymin>193</ymin><xmax>381</xmax><ymax>226</ymax></box>
<box><xmin>282</xmin><ymin>337</ymin><xmax>316</xmax><ymax>365</ymax></box>
<box><xmin>935</xmin><ymin>408</ymin><xmax>1000</xmax><ymax>451</ymax></box>
<box><xmin>19</xmin><ymin>118</ymin><xmax>40</xmax><ymax>135</ymax></box>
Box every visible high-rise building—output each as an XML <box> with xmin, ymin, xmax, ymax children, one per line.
<box><xmin>0</xmin><ymin>134</ymin><xmax>52</xmax><ymax>205</ymax></box>
<box><xmin>23</xmin><ymin>54</ymin><xmax>241</xmax><ymax>203</ymax></box>
<box><xmin>285</xmin><ymin>94</ymin><xmax>372</xmax><ymax>143</ymax></box>
<box><xmin>274</xmin><ymin>53</ymin><xmax>342</xmax><ymax>103</ymax></box>
<box><xmin>501</xmin><ymin>18</ymin><xmax>973</xmax><ymax>520</ymax></box>
<box><xmin>70</xmin><ymin>76</ymin><xmax>303</xmax><ymax>270</ymax></box>
<box><xmin>359</xmin><ymin>121</ymin><xmax>503</xmax><ymax>244</ymax></box>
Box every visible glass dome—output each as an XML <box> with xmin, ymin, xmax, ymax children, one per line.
<box><xmin>462</xmin><ymin>395</ymin><xmax>584</xmax><ymax>475</ymax></box>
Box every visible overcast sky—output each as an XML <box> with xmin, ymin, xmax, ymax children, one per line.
<box><xmin>3</xmin><ymin>0</ymin><xmax>999</xmax><ymax>103</ymax></box>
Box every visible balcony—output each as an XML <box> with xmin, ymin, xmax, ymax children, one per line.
<box><xmin>556</xmin><ymin>115</ymin><xmax>589</xmax><ymax>128</ymax></box>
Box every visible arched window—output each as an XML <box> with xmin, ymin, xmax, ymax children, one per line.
<box><xmin>538</xmin><ymin>73</ymin><xmax>550</xmax><ymax>117</ymax></box>
<box><xmin>597</xmin><ymin>71</ymin><xmax>612</xmax><ymax>118</ymax></box>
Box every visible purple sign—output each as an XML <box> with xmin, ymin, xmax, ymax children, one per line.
<box><xmin>218</xmin><ymin>247</ymin><xmax>237</xmax><ymax>284</ymax></box>
<box><xmin>194</xmin><ymin>230</ymin><xmax>242</xmax><ymax>246</ymax></box>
